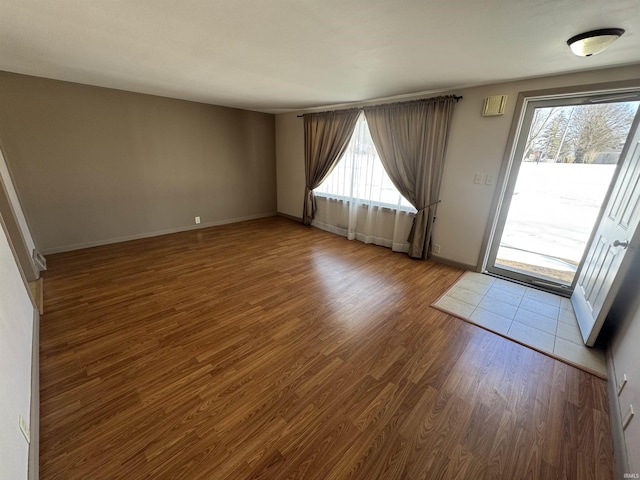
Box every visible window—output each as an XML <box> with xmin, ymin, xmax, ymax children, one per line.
<box><xmin>315</xmin><ymin>114</ymin><xmax>416</xmax><ymax>211</ymax></box>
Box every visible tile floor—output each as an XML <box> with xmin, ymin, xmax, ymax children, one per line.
<box><xmin>432</xmin><ymin>271</ymin><xmax>607</xmax><ymax>378</ymax></box>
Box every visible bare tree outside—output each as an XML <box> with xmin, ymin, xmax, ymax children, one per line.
<box><xmin>539</xmin><ymin>109</ymin><xmax>572</xmax><ymax>162</ymax></box>
<box><xmin>523</xmin><ymin>102</ymin><xmax>638</xmax><ymax>164</ymax></box>
<box><xmin>569</xmin><ymin>103</ymin><xmax>636</xmax><ymax>163</ymax></box>
<box><xmin>522</xmin><ymin>107</ymin><xmax>559</xmax><ymax>161</ymax></box>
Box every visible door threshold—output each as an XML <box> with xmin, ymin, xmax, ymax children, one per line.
<box><xmin>483</xmin><ymin>270</ymin><xmax>572</xmax><ymax>298</ymax></box>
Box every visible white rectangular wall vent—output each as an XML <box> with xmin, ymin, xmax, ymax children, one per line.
<box><xmin>482</xmin><ymin>95</ymin><xmax>507</xmax><ymax>116</ymax></box>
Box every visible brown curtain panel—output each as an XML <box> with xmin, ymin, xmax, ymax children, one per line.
<box><xmin>303</xmin><ymin>109</ymin><xmax>360</xmax><ymax>225</ymax></box>
<box><xmin>364</xmin><ymin>96</ymin><xmax>456</xmax><ymax>259</ymax></box>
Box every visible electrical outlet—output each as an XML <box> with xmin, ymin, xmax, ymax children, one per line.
<box><xmin>195</xmin><ymin>216</ymin><xmax>201</xmax><ymax>225</ymax></box>
<box><xmin>474</xmin><ymin>173</ymin><xmax>483</xmax><ymax>185</ymax></box>
<box><xmin>19</xmin><ymin>415</ymin><xmax>30</xmax><ymax>444</ymax></box>
<box><xmin>432</xmin><ymin>244</ymin><xmax>441</xmax><ymax>254</ymax></box>
<box><xmin>618</xmin><ymin>374</ymin><xmax>628</xmax><ymax>395</ymax></box>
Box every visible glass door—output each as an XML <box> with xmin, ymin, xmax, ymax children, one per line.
<box><xmin>486</xmin><ymin>92</ymin><xmax>640</xmax><ymax>294</ymax></box>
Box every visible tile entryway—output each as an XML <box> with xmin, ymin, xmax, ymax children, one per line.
<box><xmin>432</xmin><ymin>271</ymin><xmax>607</xmax><ymax>378</ymax></box>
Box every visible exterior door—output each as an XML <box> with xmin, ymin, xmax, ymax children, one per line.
<box><xmin>484</xmin><ymin>93</ymin><xmax>640</xmax><ymax>295</ymax></box>
<box><xmin>572</xmin><ymin>109</ymin><xmax>640</xmax><ymax>346</ymax></box>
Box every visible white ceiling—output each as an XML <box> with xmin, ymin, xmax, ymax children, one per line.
<box><xmin>1</xmin><ymin>0</ymin><xmax>639</xmax><ymax>113</ymax></box>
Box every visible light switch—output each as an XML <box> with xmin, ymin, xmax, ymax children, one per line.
<box><xmin>485</xmin><ymin>174</ymin><xmax>495</xmax><ymax>186</ymax></box>
<box><xmin>474</xmin><ymin>173</ymin><xmax>484</xmax><ymax>185</ymax></box>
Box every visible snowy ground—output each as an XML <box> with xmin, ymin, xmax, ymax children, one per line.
<box><xmin>496</xmin><ymin>163</ymin><xmax>616</xmax><ymax>283</ymax></box>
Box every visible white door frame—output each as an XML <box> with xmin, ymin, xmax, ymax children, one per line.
<box><xmin>479</xmin><ymin>81</ymin><xmax>640</xmax><ymax>294</ymax></box>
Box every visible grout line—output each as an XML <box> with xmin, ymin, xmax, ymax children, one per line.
<box><xmin>432</xmin><ymin>272</ymin><xmax>606</xmax><ymax>378</ymax></box>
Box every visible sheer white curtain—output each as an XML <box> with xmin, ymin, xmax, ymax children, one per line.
<box><xmin>313</xmin><ymin>113</ymin><xmax>416</xmax><ymax>252</ymax></box>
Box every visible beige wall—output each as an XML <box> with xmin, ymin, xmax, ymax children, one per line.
<box><xmin>0</xmin><ymin>72</ymin><xmax>277</xmax><ymax>253</ymax></box>
<box><xmin>275</xmin><ymin>112</ymin><xmax>305</xmax><ymax>220</ymax></box>
<box><xmin>609</xmin><ymin>253</ymin><xmax>640</xmax><ymax>475</ymax></box>
<box><xmin>275</xmin><ymin>64</ymin><xmax>640</xmax><ymax>267</ymax></box>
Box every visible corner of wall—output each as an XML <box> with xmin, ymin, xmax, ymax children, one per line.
<box><xmin>277</xmin><ymin>212</ymin><xmax>303</xmax><ymax>223</ymax></box>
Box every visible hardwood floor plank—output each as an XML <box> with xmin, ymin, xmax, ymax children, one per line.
<box><xmin>485</xmin><ymin>410</ymin><xmax>518</xmax><ymax>479</ymax></box>
<box><xmin>39</xmin><ymin>217</ymin><xmax>615</xmax><ymax>479</ymax></box>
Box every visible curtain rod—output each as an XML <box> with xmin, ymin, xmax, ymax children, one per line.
<box><xmin>296</xmin><ymin>95</ymin><xmax>463</xmax><ymax>117</ymax></box>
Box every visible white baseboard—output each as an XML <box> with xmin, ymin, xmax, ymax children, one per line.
<box><xmin>430</xmin><ymin>254</ymin><xmax>477</xmax><ymax>271</ymax></box>
<box><xmin>277</xmin><ymin>212</ymin><xmax>303</xmax><ymax>223</ymax></box>
<box><xmin>40</xmin><ymin>212</ymin><xmax>277</xmax><ymax>255</ymax></box>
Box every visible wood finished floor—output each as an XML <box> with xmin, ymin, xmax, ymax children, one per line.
<box><xmin>40</xmin><ymin>217</ymin><xmax>615</xmax><ymax>479</ymax></box>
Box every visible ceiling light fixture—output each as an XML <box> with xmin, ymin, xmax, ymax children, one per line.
<box><xmin>567</xmin><ymin>28</ymin><xmax>625</xmax><ymax>57</ymax></box>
